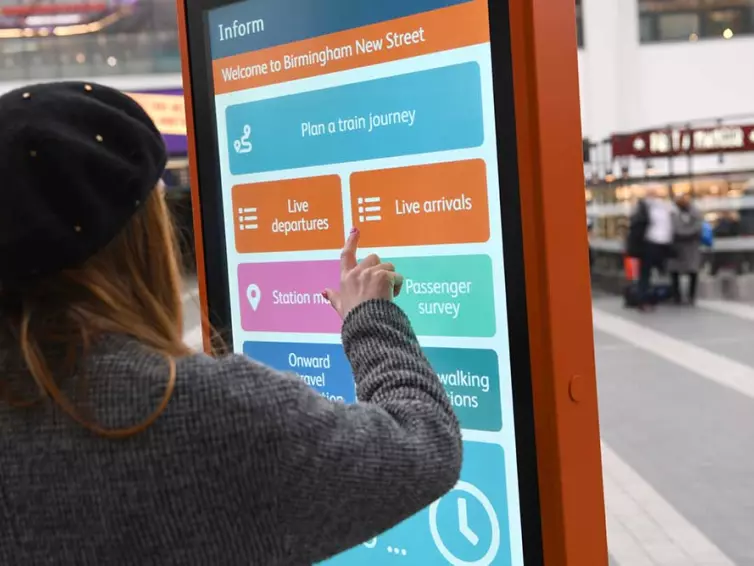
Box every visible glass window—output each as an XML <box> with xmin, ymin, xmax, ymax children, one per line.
<box><xmin>639</xmin><ymin>0</ymin><xmax>754</xmax><ymax>43</ymax></box>
<box><xmin>658</xmin><ymin>12</ymin><xmax>700</xmax><ymax>40</ymax></box>
<box><xmin>704</xmin><ymin>8</ymin><xmax>747</xmax><ymax>38</ymax></box>
<box><xmin>0</xmin><ymin>0</ymin><xmax>180</xmax><ymax>80</ymax></box>
<box><xmin>639</xmin><ymin>14</ymin><xmax>657</xmax><ymax>42</ymax></box>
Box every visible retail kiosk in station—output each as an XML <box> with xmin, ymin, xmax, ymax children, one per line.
<box><xmin>177</xmin><ymin>0</ymin><xmax>607</xmax><ymax>564</ymax></box>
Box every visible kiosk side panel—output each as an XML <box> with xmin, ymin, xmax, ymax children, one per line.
<box><xmin>508</xmin><ymin>0</ymin><xmax>608</xmax><ymax>564</ymax></box>
<box><xmin>177</xmin><ymin>0</ymin><xmax>211</xmax><ymax>353</ymax></box>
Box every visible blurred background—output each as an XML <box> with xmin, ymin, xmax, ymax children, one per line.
<box><xmin>0</xmin><ymin>0</ymin><xmax>193</xmax><ymax>267</ymax></box>
<box><xmin>3</xmin><ymin>0</ymin><xmax>753</xmax><ymax>563</ymax></box>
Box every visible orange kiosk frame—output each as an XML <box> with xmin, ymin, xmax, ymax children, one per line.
<box><xmin>177</xmin><ymin>0</ymin><xmax>606</xmax><ymax>563</ymax></box>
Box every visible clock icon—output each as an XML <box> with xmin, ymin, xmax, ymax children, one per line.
<box><xmin>429</xmin><ymin>481</ymin><xmax>501</xmax><ymax>566</ymax></box>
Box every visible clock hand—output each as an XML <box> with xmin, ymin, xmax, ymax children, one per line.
<box><xmin>458</xmin><ymin>497</ymin><xmax>479</xmax><ymax>546</ymax></box>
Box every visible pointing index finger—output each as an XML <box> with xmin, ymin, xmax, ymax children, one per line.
<box><xmin>340</xmin><ymin>228</ymin><xmax>360</xmax><ymax>273</ymax></box>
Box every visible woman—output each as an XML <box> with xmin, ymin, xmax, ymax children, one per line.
<box><xmin>669</xmin><ymin>193</ymin><xmax>703</xmax><ymax>305</ymax></box>
<box><xmin>0</xmin><ymin>82</ymin><xmax>462</xmax><ymax>565</ymax></box>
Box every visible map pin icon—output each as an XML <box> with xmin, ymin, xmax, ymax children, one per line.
<box><xmin>246</xmin><ymin>284</ymin><xmax>261</xmax><ymax>311</ymax></box>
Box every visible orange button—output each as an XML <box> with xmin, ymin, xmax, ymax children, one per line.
<box><xmin>233</xmin><ymin>176</ymin><xmax>345</xmax><ymax>253</ymax></box>
<box><xmin>349</xmin><ymin>159</ymin><xmax>489</xmax><ymax>248</ymax></box>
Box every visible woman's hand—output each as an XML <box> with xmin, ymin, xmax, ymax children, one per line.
<box><xmin>323</xmin><ymin>228</ymin><xmax>404</xmax><ymax>319</ymax></box>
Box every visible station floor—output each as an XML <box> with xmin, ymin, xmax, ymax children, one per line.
<box><xmin>182</xmin><ymin>282</ymin><xmax>752</xmax><ymax>565</ymax></box>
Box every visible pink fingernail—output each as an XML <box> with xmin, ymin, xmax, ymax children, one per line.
<box><xmin>350</xmin><ymin>227</ymin><xmax>358</xmax><ymax>234</ymax></box>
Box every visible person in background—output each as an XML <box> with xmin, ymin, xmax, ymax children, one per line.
<box><xmin>715</xmin><ymin>210</ymin><xmax>741</xmax><ymax>239</ymax></box>
<box><xmin>668</xmin><ymin>193</ymin><xmax>703</xmax><ymax>305</ymax></box>
<box><xmin>0</xmin><ymin>82</ymin><xmax>462</xmax><ymax>565</ymax></box>
<box><xmin>712</xmin><ymin>211</ymin><xmax>742</xmax><ymax>276</ymax></box>
<box><xmin>626</xmin><ymin>201</ymin><xmax>647</xmax><ymax>261</ymax></box>
<box><xmin>633</xmin><ymin>187</ymin><xmax>674</xmax><ymax>311</ymax></box>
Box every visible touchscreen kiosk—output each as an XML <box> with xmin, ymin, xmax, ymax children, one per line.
<box><xmin>178</xmin><ymin>0</ymin><xmax>607</xmax><ymax>564</ymax></box>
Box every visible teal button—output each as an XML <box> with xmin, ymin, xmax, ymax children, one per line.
<box><xmin>387</xmin><ymin>255</ymin><xmax>496</xmax><ymax>337</ymax></box>
<box><xmin>424</xmin><ymin>348</ymin><xmax>501</xmax><ymax>432</ymax></box>
<box><xmin>323</xmin><ymin>441</ymin><xmax>512</xmax><ymax>566</ymax></box>
<box><xmin>226</xmin><ymin>63</ymin><xmax>484</xmax><ymax>174</ymax></box>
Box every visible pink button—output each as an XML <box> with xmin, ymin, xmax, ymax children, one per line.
<box><xmin>238</xmin><ymin>260</ymin><xmax>342</xmax><ymax>334</ymax></box>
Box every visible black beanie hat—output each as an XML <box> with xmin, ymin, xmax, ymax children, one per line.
<box><xmin>0</xmin><ymin>81</ymin><xmax>167</xmax><ymax>287</ymax></box>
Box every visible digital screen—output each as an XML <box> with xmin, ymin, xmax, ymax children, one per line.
<box><xmin>205</xmin><ymin>1</ymin><xmax>526</xmax><ymax>563</ymax></box>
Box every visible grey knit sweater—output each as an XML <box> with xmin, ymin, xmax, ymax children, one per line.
<box><xmin>0</xmin><ymin>300</ymin><xmax>462</xmax><ymax>565</ymax></box>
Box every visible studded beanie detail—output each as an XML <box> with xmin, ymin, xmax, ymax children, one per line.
<box><xmin>0</xmin><ymin>81</ymin><xmax>167</xmax><ymax>286</ymax></box>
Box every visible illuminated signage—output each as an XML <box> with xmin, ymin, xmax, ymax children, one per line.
<box><xmin>126</xmin><ymin>92</ymin><xmax>187</xmax><ymax>137</ymax></box>
<box><xmin>612</xmin><ymin>124</ymin><xmax>754</xmax><ymax>158</ymax></box>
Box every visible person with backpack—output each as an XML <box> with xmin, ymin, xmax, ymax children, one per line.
<box><xmin>626</xmin><ymin>188</ymin><xmax>674</xmax><ymax>311</ymax></box>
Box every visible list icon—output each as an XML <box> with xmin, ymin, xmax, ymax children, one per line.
<box><xmin>238</xmin><ymin>207</ymin><xmax>258</xmax><ymax>231</ymax></box>
<box><xmin>357</xmin><ymin>196</ymin><xmax>382</xmax><ymax>223</ymax></box>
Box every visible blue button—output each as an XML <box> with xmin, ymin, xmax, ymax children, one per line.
<box><xmin>323</xmin><ymin>441</ymin><xmax>512</xmax><ymax>566</ymax></box>
<box><xmin>226</xmin><ymin>62</ymin><xmax>484</xmax><ymax>175</ymax></box>
<box><xmin>243</xmin><ymin>341</ymin><xmax>356</xmax><ymax>403</ymax></box>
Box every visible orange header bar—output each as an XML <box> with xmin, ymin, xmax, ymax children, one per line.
<box><xmin>212</xmin><ymin>0</ymin><xmax>489</xmax><ymax>94</ymax></box>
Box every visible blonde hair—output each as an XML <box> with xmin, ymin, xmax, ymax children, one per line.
<box><xmin>0</xmin><ymin>187</ymin><xmax>190</xmax><ymax>438</ymax></box>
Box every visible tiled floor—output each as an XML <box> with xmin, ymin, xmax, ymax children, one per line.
<box><xmin>594</xmin><ymin>298</ymin><xmax>753</xmax><ymax>566</ymax></box>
